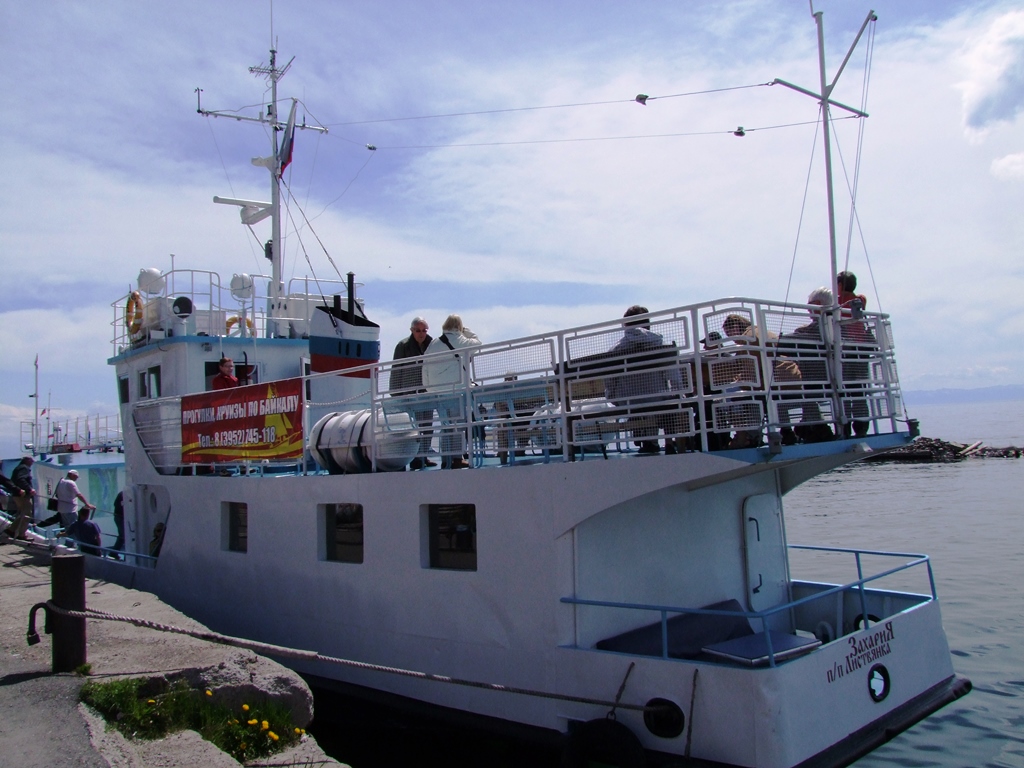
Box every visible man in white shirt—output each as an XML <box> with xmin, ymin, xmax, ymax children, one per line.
<box><xmin>55</xmin><ymin>470</ymin><xmax>96</xmax><ymax>528</ymax></box>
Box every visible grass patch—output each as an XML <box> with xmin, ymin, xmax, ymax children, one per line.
<box><xmin>80</xmin><ymin>677</ymin><xmax>305</xmax><ymax>762</ymax></box>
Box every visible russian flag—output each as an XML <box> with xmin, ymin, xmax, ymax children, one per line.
<box><xmin>278</xmin><ymin>99</ymin><xmax>298</xmax><ymax>178</ymax></box>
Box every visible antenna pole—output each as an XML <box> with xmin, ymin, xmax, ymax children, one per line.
<box><xmin>268</xmin><ymin>48</ymin><xmax>284</xmax><ymax>337</ymax></box>
<box><xmin>814</xmin><ymin>12</ymin><xmax>840</xmax><ymax>302</ymax></box>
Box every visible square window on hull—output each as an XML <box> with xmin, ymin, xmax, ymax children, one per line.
<box><xmin>225</xmin><ymin>501</ymin><xmax>247</xmax><ymax>552</ymax></box>
<box><xmin>323</xmin><ymin>503</ymin><xmax>364</xmax><ymax>564</ymax></box>
<box><xmin>427</xmin><ymin>504</ymin><xmax>476</xmax><ymax>571</ymax></box>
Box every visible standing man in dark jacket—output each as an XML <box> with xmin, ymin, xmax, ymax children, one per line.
<box><xmin>9</xmin><ymin>457</ymin><xmax>36</xmax><ymax>540</ymax></box>
<box><xmin>1</xmin><ymin>471</ymin><xmax>25</xmax><ymax>520</ymax></box>
<box><xmin>392</xmin><ymin>316</ymin><xmax>436</xmax><ymax>469</ymax></box>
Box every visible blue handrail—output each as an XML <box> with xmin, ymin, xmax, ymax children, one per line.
<box><xmin>562</xmin><ymin>544</ymin><xmax>934</xmax><ymax>667</ymax></box>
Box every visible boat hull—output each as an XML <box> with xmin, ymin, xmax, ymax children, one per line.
<box><xmin>87</xmin><ymin>447</ymin><xmax>967</xmax><ymax>767</ymax></box>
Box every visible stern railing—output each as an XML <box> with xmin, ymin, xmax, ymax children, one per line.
<box><xmin>562</xmin><ymin>544</ymin><xmax>934</xmax><ymax>667</ymax></box>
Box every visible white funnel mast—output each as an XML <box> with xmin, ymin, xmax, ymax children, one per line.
<box><xmin>200</xmin><ymin>47</ymin><xmax>328</xmax><ymax>336</ymax></box>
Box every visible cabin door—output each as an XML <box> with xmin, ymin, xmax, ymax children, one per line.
<box><xmin>742</xmin><ymin>493</ymin><xmax>792</xmax><ymax>632</ymax></box>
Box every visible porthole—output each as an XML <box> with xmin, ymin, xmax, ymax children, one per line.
<box><xmin>643</xmin><ymin>697</ymin><xmax>685</xmax><ymax>739</ymax></box>
<box><xmin>868</xmin><ymin>664</ymin><xmax>891</xmax><ymax>702</ymax></box>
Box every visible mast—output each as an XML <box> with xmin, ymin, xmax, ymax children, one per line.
<box><xmin>261</xmin><ymin>49</ymin><xmax>284</xmax><ymax>331</ymax></box>
<box><xmin>773</xmin><ymin>8</ymin><xmax>876</xmax><ymax>433</ymax></box>
<box><xmin>814</xmin><ymin>13</ymin><xmax>840</xmax><ymax>300</ymax></box>
<box><xmin>772</xmin><ymin>8</ymin><xmax>876</xmax><ymax>307</ymax></box>
<box><xmin>199</xmin><ymin>47</ymin><xmax>327</xmax><ymax>337</ymax></box>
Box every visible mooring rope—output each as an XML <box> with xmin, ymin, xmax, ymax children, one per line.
<box><xmin>30</xmin><ymin>601</ymin><xmax>660</xmax><ymax>713</ymax></box>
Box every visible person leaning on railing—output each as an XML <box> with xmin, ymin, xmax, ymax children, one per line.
<box><xmin>391</xmin><ymin>316</ymin><xmax>436</xmax><ymax>470</ymax></box>
<box><xmin>837</xmin><ymin>271</ymin><xmax>873</xmax><ymax>438</ymax></box>
<box><xmin>422</xmin><ymin>314</ymin><xmax>482</xmax><ymax>469</ymax></box>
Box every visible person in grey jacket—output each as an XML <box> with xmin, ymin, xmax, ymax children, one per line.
<box><xmin>604</xmin><ymin>305</ymin><xmax>685</xmax><ymax>455</ymax></box>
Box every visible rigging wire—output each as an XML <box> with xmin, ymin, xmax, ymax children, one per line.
<box><xmin>306</xmin><ymin>149</ymin><xmax>377</xmax><ymax>224</ymax></box>
<box><xmin>830</xmin><ymin>20</ymin><xmax>882</xmax><ymax>313</ymax></box>
<box><xmin>847</xmin><ymin>20</ymin><xmax>882</xmax><ymax>313</ymax></box>
<box><xmin>204</xmin><ymin>117</ymin><xmax>267</xmax><ymax>276</ymax></box>
<box><xmin>766</xmin><ymin>110</ymin><xmax>823</xmax><ymax>397</ymax></box>
<box><xmin>281</xmin><ymin>177</ymin><xmax>348</xmax><ymax>307</ymax></box>
<box><xmin>782</xmin><ymin>110</ymin><xmax>823</xmax><ymax>308</ymax></box>
<box><xmin>372</xmin><ymin>115</ymin><xmax>857</xmax><ymax>150</ymax></box>
<box><xmin>326</xmin><ymin>82</ymin><xmax>775</xmax><ymax>126</ymax></box>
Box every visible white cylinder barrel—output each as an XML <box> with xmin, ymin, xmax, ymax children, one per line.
<box><xmin>308</xmin><ymin>409</ymin><xmax>418</xmax><ymax>473</ymax></box>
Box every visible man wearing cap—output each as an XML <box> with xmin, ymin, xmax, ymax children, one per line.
<box><xmin>55</xmin><ymin>469</ymin><xmax>95</xmax><ymax>529</ymax></box>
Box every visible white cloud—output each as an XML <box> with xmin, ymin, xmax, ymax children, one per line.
<box><xmin>991</xmin><ymin>151</ymin><xmax>1024</xmax><ymax>179</ymax></box>
<box><xmin>956</xmin><ymin>10</ymin><xmax>1024</xmax><ymax>139</ymax></box>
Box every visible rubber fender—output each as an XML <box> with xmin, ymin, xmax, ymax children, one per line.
<box><xmin>561</xmin><ymin>717</ymin><xmax>646</xmax><ymax>768</ymax></box>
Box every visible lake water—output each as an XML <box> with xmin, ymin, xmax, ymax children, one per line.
<box><xmin>785</xmin><ymin>400</ymin><xmax>1024</xmax><ymax>768</ymax></box>
<box><xmin>313</xmin><ymin>400</ymin><xmax>1024</xmax><ymax>767</ymax></box>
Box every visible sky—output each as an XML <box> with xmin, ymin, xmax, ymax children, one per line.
<box><xmin>1</xmin><ymin>0</ymin><xmax>1022</xmax><ymax>456</ymax></box>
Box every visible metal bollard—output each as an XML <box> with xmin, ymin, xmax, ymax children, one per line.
<box><xmin>51</xmin><ymin>553</ymin><xmax>86</xmax><ymax>672</ymax></box>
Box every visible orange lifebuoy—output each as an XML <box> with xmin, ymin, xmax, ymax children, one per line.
<box><xmin>225</xmin><ymin>316</ymin><xmax>254</xmax><ymax>335</ymax></box>
<box><xmin>125</xmin><ymin>291</ymin><xmax>144</xmax><ymax>335</ymax></box>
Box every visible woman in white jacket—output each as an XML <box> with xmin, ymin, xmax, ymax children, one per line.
<box><xmin>422</xmin><ymin>315</ymin><xmax>482</xmax><ymax>468</ymax></box>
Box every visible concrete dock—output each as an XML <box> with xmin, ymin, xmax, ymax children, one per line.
<box><xmin>0</xmin><ymin>540</ymin><xmax>347</xmax><ymax>767</ymax></box>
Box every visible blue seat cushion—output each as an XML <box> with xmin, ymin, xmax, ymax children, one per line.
<box><xmin>595</xmin><ymin>599</ymin><xmax>753</xmax><ymax>659</ymax></box>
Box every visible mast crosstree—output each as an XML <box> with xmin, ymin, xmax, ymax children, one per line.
<box><xmin>197</xmin><ymin>48</ymin><xmax>328</xmax><ymax>337</ymax></box>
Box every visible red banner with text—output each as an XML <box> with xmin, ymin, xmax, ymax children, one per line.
<box><xmin>181</xmin><ymin>378</ymin><xmax>304</xmax><ymax>463</ymax></box>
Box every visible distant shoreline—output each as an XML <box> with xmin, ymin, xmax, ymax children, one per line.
<box><xmin>903</xmin><ymin>384</ymin><xmax>1024</xmax><ymax>406</ymax></box>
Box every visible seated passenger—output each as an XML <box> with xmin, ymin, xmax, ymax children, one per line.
<box><xmin>720</xmin><ymin>313</ymin><xmax>776</xmax><ymax>449</ymax></box>
<box><xmin>777</xmin><ymin>287</ymin><xmax>835</xmax><ymax>443</ymax></box>
<box><xmin>64</xmin><ymin>506</ymin><xmax>103</xmax><ymax>556</ymax></box>
<box><xmin>604</xmin><ymin>305</ymin><xmax>686</xmax><ymax>455</ymax></box>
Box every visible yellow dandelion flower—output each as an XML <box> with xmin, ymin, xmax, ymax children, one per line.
<box><xmin>294</xmin><ymin>727</ymin><xmax>301</xmax><ymax>734</ymax></box>
<box><xmin>147</xmin><ymin>699</ymin><xmax>156</xmax><ymax>705</ymax></box>
<box><xmin>242</xmin><ymin>704</ymin><xmax>250</xmax><ymax>711</ymax></box>
<box><xmin>205</xmin><ymin>689</ymin><xmax>212</xmax><ymax>696</ymax></box>
<box><xmin>269</xmin><ymin>731</ymin><xmax>279</xmax><ymax>741</ymax></box>
<box><xmin>300</xmin><ymin>728</ymin><xmax>306</xmax><ymax>735</ymax></box>
<box><xmin>248</xmin><ymin>718</ymin><xmax>258</xmax><ymax>726</ymax></box>
<box><xmin>261</xmin><ymin>720</ymin><xmax>269</xmax><ymax>731</ymax></box>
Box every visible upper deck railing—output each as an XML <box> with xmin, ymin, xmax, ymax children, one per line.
<box><xmin>20</xmin><ymin>413</ymin><xmax>123</xmax><ymax>456</ymax></box>
<box><xmin>110</xmin><ymin>269</ymin><xmax>357</xmax><ymax>352</ymax></box>
<box><xmin>369</xmin><ymin>297</ymin><xmax>905</xmax><ymax>464</ymax></box>
<box><xmin>128</xmin><ymin>296</ymin><xmax>910</xmax><ymax>474</ymax></box>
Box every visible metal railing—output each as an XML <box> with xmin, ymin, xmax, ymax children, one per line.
<box><xmin>129</xmin><ymin>297</ymin><xmax>910</xmax><ymax>473</ymax></box>
<box><xmin>111</xmin><ymin>269</ymin><xmax>359</xmax><ymax>353</ymax></box>
<box><xmin>370</xmin><ymin>298</ymin><xmax>906</xmax><ymax>466</ymax></box>
<box><xmin>562</xmin><ymin>544</ymin><xmax>934</xmax><ymax>667</ymax></box>
<box><xmin>20</xmin><ymin>413</ymin><xmax>123</xmax><ymax>456</ymax></box>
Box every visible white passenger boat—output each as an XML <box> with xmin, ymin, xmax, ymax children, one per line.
<box><xmin>87</xmin><ymin>10</ymin><xmax>970</xmax><ymax>767</ymax></box>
